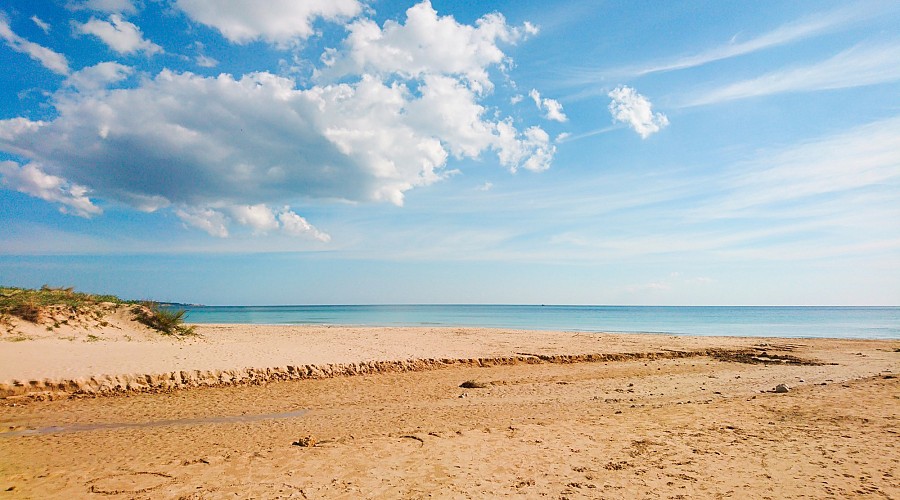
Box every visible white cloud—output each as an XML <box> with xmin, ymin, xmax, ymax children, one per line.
<box><xmin>64</xmin><ymin>61</ymin><xmax>132</xmax><ymax>92</ymax></box>
<box><xmin>229</xmin><ymin>203</ymin><xmax>280</xmax><ymax>234</ymax></box>
<box><xmin>175</xmin><ymin>0</ymin><xmax>362</xmax><ymax>46</ymax></box>
<box><xmin>0</xmin><ymin>161</ymin><xmax>101</xmax><ymax>217</ymax></box>
<box><xmin>195</xmin><ymin>54</ymin><xmax>218</xmax><ymax>68</ymax></box>
<box><xmin>0</xmin><ymin>69</ymin><xmax>551</xmax><ymax>232</ymax></box>
<box><xmin>608</xmin><ymin>86</ymin><xmax>669</xmax><ymax>138</ymax></box>
<box><xmin>494</xmin><ymin>121</ymin><xmax>554</xmax><ymax>172</ymax></box>
<box><xmin>176</xmin><ymin>207</ymin><xmax>229</xmax><ymax>238</ymax></box>
<box><xmin>686</xmin><ymin>42</ymin><xmax>900</xmax><ymax>106</ymax></box>
<box><xmin>175</xmin><ymin>204</ymin><xmax>330</xmax><ymax>240</ymax></box>
<box><xmin>0</xmin><ymin>17</ymin><xmax>69</xmax><ymax>74</ymax></box>
<box><xmin>556</xmin><ymin>126</ymin><xmax>616</xmax><ymax>144</ymax></box>
<box><xmin>528</xmin><ymin>89</ymin><xmax>567</xmax><ymax>122</ymax></box>
<box><xmin>318</xmin><ymin>0</ymin><xmax>535</xmax><ymax>94</ymax></box>
<box><xmin>0</xmin><ymin>1</ymin><xmax>554</xmax><ymax>239</ymax></box>
<box><xmin>30</xmin><ymin>16</ymin><xmax>50</xmax><ymax>34</ymax></box>
<box><xmin>76</xmin><ymin>14</ymin><xmax>162</xmax><ymax>55</ymax></box>
<box><xmin>630</xmin><ymin>5</ymin><xmax>885</xmax><ymax>77</ymax></box>
<box><xmin>69</xmin><ymin>0</ymin><xmax>137</xmax><ymax>14</ymax></box>
<box><xmin>565</xmin><ymin>3</ymin><xmax>894</xmax><ymax>88</ymax></box>
<box><xmin>0</xmin><ymin>117</ymin><xmax>45</xmax><ymax>143</ymax></box>
<box><xmin>278</xmin><ymin>208</ymin><xmax>331</xmax><ymax>242</ymax></box>
<box><xmin>713</xmin><ymin>116</ymin><xmax>900</xmax><ymax>214</ymax></box>
<box><xmin>476</xmin><ymin>181</ymin><xmax>493</xmax><ymax>192</ymax></box>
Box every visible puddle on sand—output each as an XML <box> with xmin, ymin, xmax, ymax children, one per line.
<box><xmin>1</xmin><ymin>408</ymin><xmax>309</xmax><ymax>437</ymax></box>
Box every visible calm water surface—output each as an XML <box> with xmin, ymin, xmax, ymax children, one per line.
<box><xmin>179</xmin><ymin>305</ymin><xmax>900</xmax><ymax>339</ymax></box>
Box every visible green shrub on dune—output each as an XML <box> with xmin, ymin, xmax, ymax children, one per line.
<box><xmin>132</xmin><ymin>301</ymin><xmax>196</xmax><ymax>337</ymax></box>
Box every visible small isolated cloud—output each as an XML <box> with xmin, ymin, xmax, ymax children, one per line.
<box><xmin>175</xmin><ymin>0</ymin><xmax>362</xmax><ymax>46</ymax></box>
<box><xmin>30</xmin><ymin>16</ymin><xmax>50</xmax><ymax>34</ymax></box>
<box><xmin>195</xmin><ymin>54</ymin><xmax>218</xmax><ymax>68</ymax></box>
<box><xmin>76</xmin><ymin>14</ymin><xmax>162</xmax><ymax>55</ymax></box>
<box><xmin>0</xmin><ymin>161</ymin><xmax>101</xmax><ymax>217</ymax></box>
<box><xmin>0</xmin><ymin>17</ymin><xmax>69</xmax><ymax>74</ymax></box>
<box><xmin>476</xmin><ymin>181</ymin><xmax>493</xmax><ymax>191</ymax></box>
<box><xmin>69</xmin><ymin>0</ymin><xmax>137</xmax><ymax>14</ymax></box>
<box><xmin>608</xmin><ymin>85</ymin><xmax>669</xmax><ymax>138</ymax></box>
<box><xmin>528</xmin><ymin>89</ymin><xmax>567</xmax><ymax>122</ymax></box>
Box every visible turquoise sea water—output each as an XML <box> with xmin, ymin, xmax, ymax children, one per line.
<box><xmin>179</xmin><ymin>305</ymin><xmax>900</xmax><ymax>339</ymax></box>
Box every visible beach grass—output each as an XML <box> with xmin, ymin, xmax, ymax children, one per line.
<box><xmin>132</xmin><ymin>301</ymin><xmax>196</xmax><ymax>337</ymax></box>
<box><xmin>0</xmin><ymin>285</ymin><xmax>194</xmax><ymax>336</ymax></box>
<box><xmin>0</xmin><ymin>285</ymin><xmax>127</xmax><ymax>324</ymax></box>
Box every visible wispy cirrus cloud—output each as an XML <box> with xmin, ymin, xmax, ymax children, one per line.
<box><xmin>564</xmin><ymin>2</ymin><xmax>893</xmax><ymax>86</ymax></box>
<box><xmin>30</xmin><ymin>15</ymin><xmax>50</xmax><ymax>33</ymax></box>
<box><xmin>685</xmin><ymin>42</ymin><xmax>900</xmax><ymax>107</ymax></box>
<box><xmin>0</xmin><ymin>16</ymin><xmax>69</xmax><ymax>74</ymax></box>
<box><xmin>68</xmin><ymin>0</ymin><xmax>137</xmax><ymax>15</ymax></box>
<box><xmin>623</xmin><ymin>4</ymin><xmax>888</xmax><ymax>77</ymax></box>
<box><xmin>528</xmin><ymin>116</ymin><xmax>900</xmax><ymax>263</ymax></box>
<box><xmin>704</xmin><ymin>115</ymin><xmax>900</xmax><ymax>215</ymax></box>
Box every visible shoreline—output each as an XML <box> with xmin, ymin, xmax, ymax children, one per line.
<box><xmin>174</xmin><ymin>304</ymin><xmax>900</xmax><ymax>340</ymax></box>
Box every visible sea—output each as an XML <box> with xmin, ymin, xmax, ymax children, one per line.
<box><xmin>178</xmin><ymin>305</ymin><xmax>900</xmax><ymax>339</ymax></box>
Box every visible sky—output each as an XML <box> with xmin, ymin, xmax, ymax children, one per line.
<box><xmin>0</xmin><ymin>0</ymin><xmax>898</xmax><ymax>305</ymax></box>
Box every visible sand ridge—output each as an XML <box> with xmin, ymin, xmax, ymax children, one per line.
<box><xmin>0</xmin><ymin>347</ymin><xmax>822</xmax><ymax>399</ymax></box>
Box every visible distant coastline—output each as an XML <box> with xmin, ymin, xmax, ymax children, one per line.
<box><xmin>175</xmin><ymin>304</ymin><xmax>900</xmax><ymax>339</ymax></box>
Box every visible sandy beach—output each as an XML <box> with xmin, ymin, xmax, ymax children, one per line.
<box><xmin>1</xmin><ymin>322</ymin><xmax>898</xmax><ymax>498</ymax></box>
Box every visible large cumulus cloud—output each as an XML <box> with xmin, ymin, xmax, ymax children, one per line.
<box><xmin>0</xmin><ymin>1</ymin><xmax>556</xmax><ymax>239</ymax></box>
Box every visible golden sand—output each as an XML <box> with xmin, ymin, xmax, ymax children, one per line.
<box><xmin>1</xmin><ymin>322</ymin><xmax>897</xmax><ymax>498</ymax></box>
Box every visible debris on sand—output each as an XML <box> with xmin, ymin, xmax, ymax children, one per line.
<box><xmin>292</xmin><ymin>435</ymin><xmax>316</xmax><ymax>447</ymax></box>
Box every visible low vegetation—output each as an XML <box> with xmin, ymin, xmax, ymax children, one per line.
<box><xmin>0</xmin><ymin>285</ymin><xmax>195</xmax><ymax>337</ymax></box>
<box><xmin>132</xmin><ymin>301</ymin><xmax>196</xmax><ymax>336</ymax></box>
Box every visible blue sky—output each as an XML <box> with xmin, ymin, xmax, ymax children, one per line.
<box><xmin>1</xmin><ymin>0</ymin><xmax>898</xmax><ymax>305</ymax></box>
